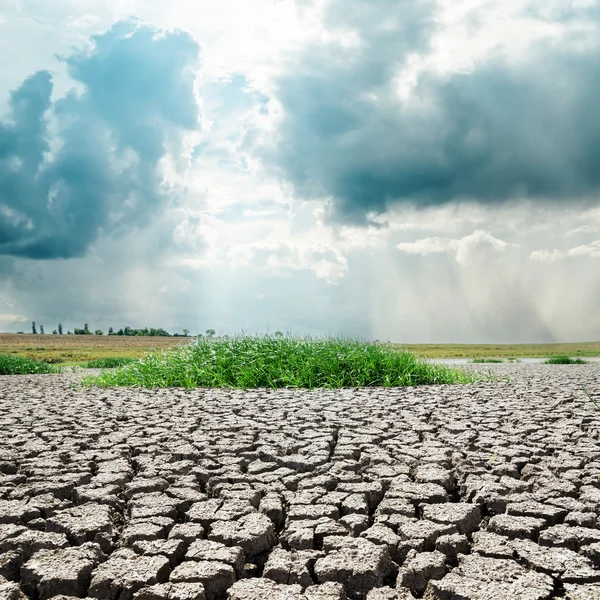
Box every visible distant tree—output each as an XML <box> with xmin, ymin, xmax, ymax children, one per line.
<box><xmin>67</xmin><ymin>331</ymin><xmax>73</xmax><ymax>335</ymax></box>
<box><xmin>74</xmin><ymin>324</ymin><xmax>93</xmax><ymax>335</ymax></box>
<box><xmin>95</xmin><ymin>330</ymin><xmax>103</xmax><ymax>336</ymax></box>
<box><xmin>274</xmin><ymin>331</ymin><xmax>283</xmax><ymax>337</ymax></box>
<box><xmin>58</xmin><ymin>323</ymin><xmax>63</xmax><ymax>335</ymax></box>
<box><xmin>32</xmin><ymin>321</ymin><xmax>37</xmax><ymax>335</ymax></box>
<box><xmin>108</xmin><ymin>327</ymin><xmax>114</xmax><ymax>335</ymax></box>
<box><xmin>182</xmin><ymin>328</ymin><xmax>190</xmax><ymax>337</ymax></box>
<box><xmin>206</xmin><ymin>329</ymin><xmax>216</xmax><ymax>337</ymax></box>
<box><xmin>40</xmin><ymin>325</ymin><xmax>44</xmax><ymax>335</ymax></box>
<box><xmin>52</xmin><ymin>330</ymin><xmax>58</xmax><ymax>335</ymax></box>
<box><xmin>117</xmin><ymin>328</ymin><xmax>124</xmax><ymax>336</ymax></box>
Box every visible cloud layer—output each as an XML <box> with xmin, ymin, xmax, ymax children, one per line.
<box><xmin>261</xmin><ymin>0</ymin><xmax>600</xmax><ymax>224</ymax></box>
<box><xmin>0</xmin><ymin>18</ymin><xmax>200</xmax><ymax>259</ymax></box>
<box><xmin>1</xmin><ymin>2</ymin><xmax>599</xmax><ymax>343</ymax></box>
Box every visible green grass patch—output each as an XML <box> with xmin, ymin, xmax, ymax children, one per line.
<box><xmin>84</xmin><ymin>335</ymin><xmax>483</xmax><ymax>390</ymax></box>
<box><xmin>0</xmin><ymin>354</ymin><xmax>59</xmax><ymax>375</ymax></box>
<box><xmin>83</xmin><ymin>357</ymin><xmax>138</xmax><ymax>369</ymax></box>
<box><xmin>543</xmin><ymin>355</ymin><xmax>589</xmax><ymax>365</ymax></box>
<box><xmin>471</xmin><ymin>358</ymin><xmax>504</xmax><ymax>364</ymax></box>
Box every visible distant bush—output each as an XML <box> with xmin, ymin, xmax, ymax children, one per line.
<box><xmin>544</xmin><ymin>356</ymin><xmax>588</xmax><ymax>365</ymax></box>
<box><xmin>471</xmin><ymin>358</ymin><xmax>503</xmax><ymax>363</ymax></box>
<box><xmin>84</xmin><ymin>357</ymin><xmax>137</xmax><ymax>369</ymax></box>
<box><xmin>0</xmin><ymin>355</ymin><xmax>59</xmax><ymax>375</ymax></box>
<box><xmin>95</xmin><ymin>330</ymin><xmax>104</xmax><ymax>336</ymax></box>
<box><xmin>109</xmin><ymin>327</ymin><xmax>171</xmax><ymax>337</ymax></box>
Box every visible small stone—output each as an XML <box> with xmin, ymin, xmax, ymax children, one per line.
<box><xmin>340</xmin><ymin>514</ymin><xmax>370</xmax><ymax>537</ymax></box>
<box><xmin>208</xmin><ymin>513</ymin><xmax>276</xmax><ymax>557</ymax></box>
<box><xmin>375</xmin><ymin>498</ymin><xmax>414</xmax><ymax>519</ymax></box>
<box><xmin>471</xmin><ymin>531</ymin><xmax>515</xmax><ymax>559</ymax></box>
<box><xmin>360</xmin><ymin>525</ymin><xmax>401</xmax><ymax>561</ymax></box>
<box><xmin>170</xmin><ymin>560</ymin><xmax>235</xmax><ymax>599</ymax></box>
<box><xmin>287</xmin><ymin>504</ymin><xmax>340</xmax><ymax>521</ymax></box>
<box><xmin>305</xmin><ymin>582</ymin><xmax>348</xmax><ymax>599</ymax></box>
<box><xmin>511</xmin><ymin>539</ymin><xmax>600</xmax><ymax>583</ymax></box>
<box><xmin>186</xmin><ymin>539</ymin><xmax>244</xmax><ymax>576</ymax></box>
<box><xmin>122</xmin><ymin>522</ymin><xmax>166</xmax><ymax>546</ymax></box>
<box><xmin>314</xmin><ymin>538</ymin><xmax>394</xmax><ymax>599</ymax></box>
<box><xmin>341</xmin><ymin>494</ymin><xmax>369</xmax><ymax>516</ymax></box>
<box><xmin>0</xmin><ymin>530</ymin><xmax>69</xmax><ymax>561</ymax></box>
<box><xmin>0</xmin><ymin>577</ymin><xmax>28</xmax><ymax>600</ymax></box>
<box><xmin>168</xmin><ymin>582</ymin><xmax>208</xmax><ymax>600</ymax></box>
<box><xmin>366</xmin><ymin>588</ymin><xmax>416</xmax><ymax>599</ymax></box>
<box><xmin>581</xmin><ymin>543</ymin><xmax>600</xmax><ymax>567</ymax></box>
<box><xmin>538</xmin><ymin>525</ymin><xmax>600</xmax><ymax>551</ymax></box>
<box><xmin>487</xmin><ymin>515</ymin><xmax>545</xmax><ymax>540</ymax></box>
<box><xmin>169</xmin><ymin>523</ymin><xmax>206</xmax><ymax>544</ymax></box>
<box><xmin>425</xmin><ymin>554</ymin><xmax>554</xmax><ymax>600</ymax></box>
<box><xmin>124</xmin><ymin>478</ymin><xmax>170</xmax><ymax>500</ymax></box>
<box><xmin>263</xmin><ymin>548</ymin><xmax>314</xmax><ymax>588</ymax></box>
<box><xmin>46</xmin><ymin>503</ymin><xmax>114</xmax><ymax>546</ymax></box>
<box><xmin>21</xmin><ymin>543</ymin><xmax>104</xmax><ymax>600</ymax></box>
<box><xmin>88</xmin><ymin>548</ymin><xmax>170</xmax><ymax>600</ymax></box>
<box><xmin>565</xmin><ymin>512</ymin><xmax>597</xmax><ymax>528</ymax></box>
<box><xmin>435</xmin><ymin>533</ymin><xmax>469</xmax><ymax>564</ymax></box>
<box><xmin>397</xmin><ymin>520</ymin><xmax>457</xmax><ymax>550</ymax></box>
<box><xmin>227</xmin><ymin>578</ymin><xmax>305</xmax><ymax>600</ymax></box>
<box><xmin>413</xmin><ymin>466</ymin><xmax>454</xmax><ymax>492</ymax></box>
<box><xmin>398</xmin><ymin>550</ymin><xmax>446</xmax><ymax>596</ymax></box>
<box><xmin>563</xmin><ymin>583</ymin><xmax>600</xmax><ymax>600</ymax></box>
<box><xmin>259</xmin><ymin>493</ymin><xmax>285</xmax><ymax>529</ymax></box>
<box><xmin>0</xmin><ymin>500</ymin><xmax>40</xmax><ymax>524</ymax></box>
<box><xmin>131</xmin><ymin>538</ymin><xmax>186</xmax><ymax>566</ymax></box>
<box><xmin>505</xmin><ymin>501</ymin><xmax>567</xmax><ymax>524</ymax></box>
<box><xmin>0</xmin><ymin>550</ymin><xmax>21</xmax><ymax>580</ymax></box>
<box><xmin>421</xmin><ymin>504</ymin><xmax>481</xmax><ymax>535</ymax></box>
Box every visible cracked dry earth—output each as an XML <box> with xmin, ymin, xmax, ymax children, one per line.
<box><xmin>2</xmin><ymin>365</ymin><xmax>600</xmax><ymax>600</ymax></box>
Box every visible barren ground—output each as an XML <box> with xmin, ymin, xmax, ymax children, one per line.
<box><xmin>2</xmin><ymin>364</ymin><xmax>600</xmax><ymax>600</ymax></box>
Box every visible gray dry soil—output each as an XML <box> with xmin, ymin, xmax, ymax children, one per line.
<box><xmin>2</xmin><ymin>364</ymin><xmax>600</xmax><ymax>600</ymax></box>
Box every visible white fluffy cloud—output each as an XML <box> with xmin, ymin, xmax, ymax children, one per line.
<box><xmin>530</xmin><ymin>240</ymin><xmax>600</xmax><ymax>261</ymax></box>
<box><xmin>397</xmin><ymin>230</ymin><xmax>519</xmax><ymax>266</ymax></box>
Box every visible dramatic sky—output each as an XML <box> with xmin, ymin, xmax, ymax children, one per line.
<box><xmin>1</xmin><ymin>0</ymin><xmax>599</xmax><ymax>342</ymax></box>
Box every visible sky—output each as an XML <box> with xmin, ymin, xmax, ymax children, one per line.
<box><xmin>0</xmin><ymin>0</ymin><xmax>599</xmax><ymax>342</ymax></box>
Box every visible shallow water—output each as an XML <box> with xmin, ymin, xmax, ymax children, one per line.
<box><xmin>428</xmin><ymin>356</ymin><xmax>600</xmax><ymax>365</ymax></box>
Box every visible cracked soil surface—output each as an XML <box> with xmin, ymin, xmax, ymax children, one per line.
<box><xmin>1</xmin><ymin>364</ymin><xmax>600</xmax><ymax>600</ymax></box>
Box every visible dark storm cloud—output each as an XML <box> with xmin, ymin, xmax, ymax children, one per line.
<box><xmin>0</xmin><ymin>18</ymin><xmax>200</xmax><ymax>259</ymax></box>
<box><xmin>265</xmin><ymin>1</ymin><xmax>600</xmax><ymax>224</ymax></box>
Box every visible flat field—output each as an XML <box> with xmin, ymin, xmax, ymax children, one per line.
<box><xmin>2</xmin><ymin>333</ymin><xmax>600</xmax><ymax>364</ymax></box>
<box><xmin>0</xmin><ymin>333</ymin><xmax>189</xmax><ymax>363</ymax></box>
<box><xmin>397</xmin><ymin>341</ymin><xmax>600</xmax><ymax>359</ymax></box>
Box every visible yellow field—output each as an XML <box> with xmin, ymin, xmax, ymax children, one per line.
<box><xmin>396</xmin><ymin>341</ymin><xmax>600</xmax><ymax>359</ymax></box>
<box><xmin>0</xmin><ymin>333</ymin><xmax>189</xmax><ymax>363</ymax></box>
<box><xmin>1</xmin><ymin>334</ymin><xmax>599</xmax><ymax>364</ymax></box>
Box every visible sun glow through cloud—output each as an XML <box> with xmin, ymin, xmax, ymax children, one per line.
<box><xmin>0</xmin><ymin>0</ymin><xmax>599</xmax><ymax>342</ymax></box>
